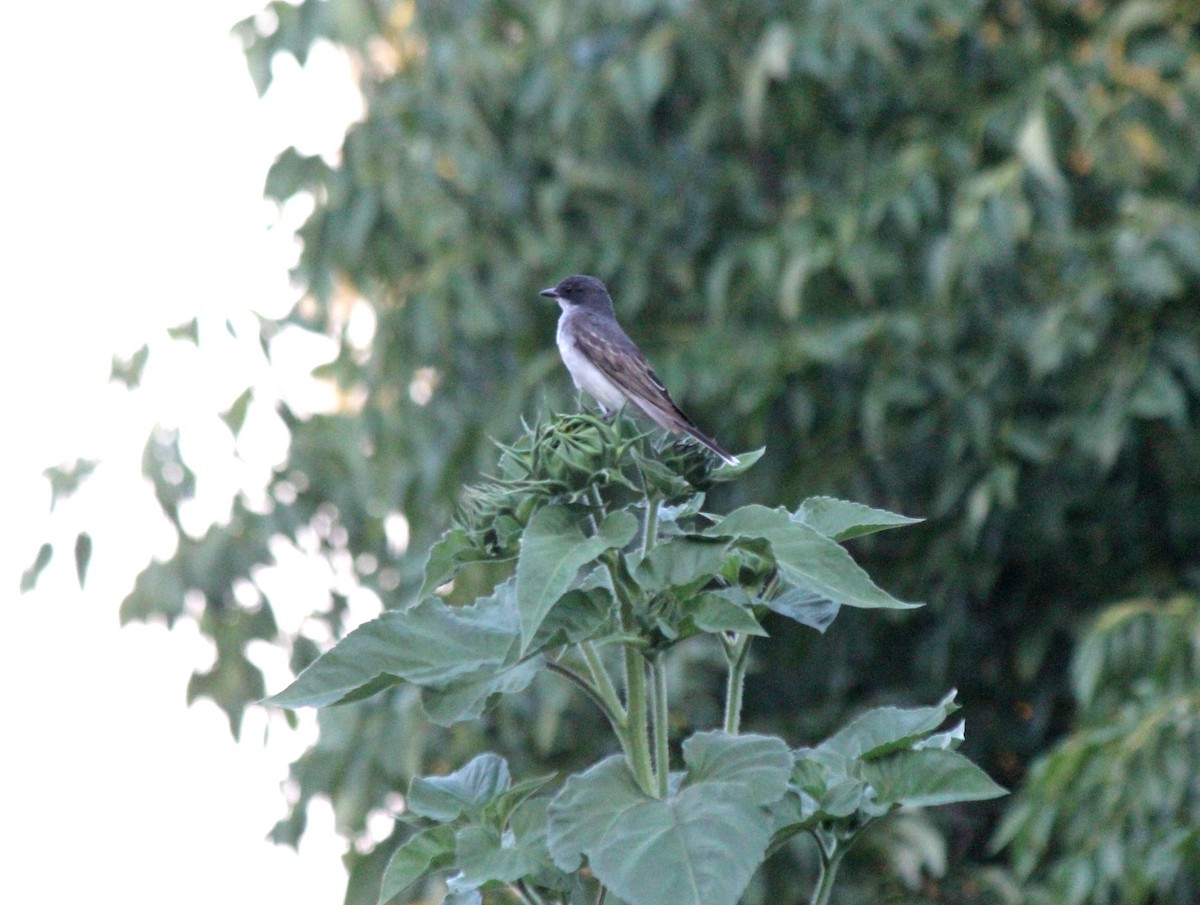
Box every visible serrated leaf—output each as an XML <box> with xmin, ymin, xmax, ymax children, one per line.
<box><xmin>407</xmin><ymin>753</ymin><xmax>511</xmax><ymax>821</ymax></box>
<box><xmin>818</xmin><ymin>690</ymin><xmax>961</xmax><ymax>760</ymax></box>
<box><xmin>548</xmin><ymin>756</ymin><xmax>775</xmax><ymax>905</ymax></box>
<box><xmin>860</xmin><ymin>749</ymin><xmax>1007</xmax><ymax>808</ymax></box>
<box><xmin>266</xmin><ymin>583</ymin><xmax>521</xmax><ymax>709</ymax></box>
<box><xmin>793</xmin><ymin>496</ymin><xmax>923</xmax><ymax>541</ymax></box>
<box><xmin>516</xmin><ymin>506</ymin><xmax>637</xmax><ymax>650</ymax></box>
<box><xmin>707</xmin><ymin>505</ymin><xmax>920</xmax><ymax>610</ymax></box>
<box><xmin>377</xmin><ymin>825</ymin><xmax>457</xmax><ymax>904</ymax></box>
<box><xmin>419</xmin><ymin>528</ymin><xmax>490</xmax><ymax>599</ymax></box>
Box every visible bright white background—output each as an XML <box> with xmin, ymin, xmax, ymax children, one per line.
<box><xmin>2</xmin><ymin>3</ymin><xmax>371</xmax><ymax>901</ymax></box>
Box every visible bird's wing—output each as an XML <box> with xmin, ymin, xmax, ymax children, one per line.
<box><xmin>571</xmin><ymin>318</ymin><xmax>695</xmax><ymax>432</ymax></box>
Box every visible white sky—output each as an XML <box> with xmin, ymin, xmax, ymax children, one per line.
<box><xmin>1</xmin><ymin>3</ymin><xmax>372</xmax><ymax>901</ymax></box>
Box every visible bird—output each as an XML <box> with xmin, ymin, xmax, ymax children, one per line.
<box><xmin>539</xmin><ymin>275</ymin><xmax>738</xmax><ymax>466</ymax></box>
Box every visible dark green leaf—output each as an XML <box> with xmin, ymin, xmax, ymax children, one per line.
<box><xmin>528</xmin><ymin>587</ymin><xmax>615</xmax><ymax>650</ymax></box>
<box><xmin>860</xmin><ymin>748</ymin><xmax>1007</xmax><ymax>808</ymax></box>
<box><xmin>548</xmin><ymin>755</ymin><xmax>776</xmax><ymax>905</ymax></box>
<box><xmin>681</xmin><ymin>731</ymin><xmax>792</xmax><ymax>803</ymax></box>
<box><xmin>634</xmin><ymin>536</ymin><xmax>730</xmax><ymax>594</ymax></box>
<box><xmin>708</xmin><ymin>446</ymin><xmax>765</xmax><ymax>482</ymax></box>
<box><xmin>707</xmin><ymin>505</ymin><xmax>920</xmax><ymax>610</ymax></box>
<box><xmin>407</xmin><ymin>753</ymin><xmax>512</xmax><ymax>821</ymax></box>
<box><xmin>793</xmin><ymin>496</ymin><xmax>923</xmax><ymax>541</ymax></box>
<box><xmin>762</xmin><ymin>587</ymin><xmax>840</xmax><ymax>633</ymax></box>
<box><xmin>419</xmin><ymin>528</ymin><xmax>488</xmax><ymax>599</ymax></box>
<box><xmin>818</xmin><ymin>690</ymin><xmax>960</xmax><ymax>760</ymax></box>
<box><xmin>420</xmin><ymin>657</ymin><xmax>542</xmax><ymax>727</ymax></box>
<box><xmin>516</xmin><ymin>506</ymin><xmax>637</xmax><ymax>650</ymax></box>
<box><xmin>377</xmin><ymin>825</ymin><xmax>457</xmax><ymax>904</ymax></box>
<box><xmin>267</xmin><ymin>583</ymin><xmax>521</xmax><ymax>709</ymax></box>
<box><xmin>688</xmin><ymin>590</ymin><xmax>768</xmax><ymax>637</ymax></box>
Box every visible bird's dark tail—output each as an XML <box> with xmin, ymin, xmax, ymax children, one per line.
<box><xmin>680</xmin><ymin>423</ymin><xmax>739</xmax><ymax>467</ymax></box>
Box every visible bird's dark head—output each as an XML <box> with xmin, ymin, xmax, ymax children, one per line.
<box><xmin>539</xmin><ymin>275</ymin><xmax>615</xmax><ymax>315</ymax></box>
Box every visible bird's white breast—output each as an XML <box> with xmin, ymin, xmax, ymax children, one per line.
<box><xmin>557</xmin><ymin>311</ymin><xmax>628</xmax><ymax>413</ymax></box>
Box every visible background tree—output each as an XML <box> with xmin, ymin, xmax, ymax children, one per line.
<box><xmin>31</xmin><ymin>0</ymin><xmax>1200</xmax><ymax>902</ymax></box>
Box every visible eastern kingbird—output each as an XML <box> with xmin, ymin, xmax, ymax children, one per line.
<box><xmin>540</xmin><ymin>275</ymin><xmax>738</xmax><ymax>466</ymax></box>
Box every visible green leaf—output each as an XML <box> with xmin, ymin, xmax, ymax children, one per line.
<box><xmin>793</xmin><ymin>496</ymin><xmax>923</xmax><ymax>541</ymax></box>
<box><xmin>407</xmin><ymin>753</ymin><xmax>511</xmax><ymax>821</ymax></box>
<box><xmin>20</xmin><ymin>542</ymin><xmax>53</xmax><ymax>593</ymax></box>
<box><xmin>419</xmin><ymin>528</ymin><xmax>490</xmax><ymax>599</ymax></box>
<box><xmin>74</xmin><ymin>531</ymin><xmax>93</xmax><ymax>588</ymax></box>
<box><xmin>761</xmin><ymin>587</ymin><xmax>840</xmax><ymax>633</ymax></box>
<box><xmin>266</xmin><ymin>584</ymin><xmax>521</xmax><ymax>709</ymax></box>
<box><xmin>681</xmin><ymin>731</ymin><xmax>792</xmax><ymax>803</ymax></box>
<box><xmin>453</xmin><ymin>825</ymin><xmax>545</xmax><ymax>889</ymax></box>
<box><xmin>454</xmin><ymin>798</ymin><xmax>557</xmax><ymax>891</ymax></box>
<box><xmin>860</xmin><ymin>748</ymin><xmax>1007</xmax><ymax>808</ymax></box>
<box><xmin>420</xmin><ymin>657</ymin><xmax>542</xmax><ymax>727</ymax></box>
<box><xmin>168</xmin><ymin>317</ymin><xmax>200</xmax><ymax>344</ymax></box>
<box><xmin>110</xmin><ymin>344</ymin><xmax>150</xmax><ymax>388</ymax></box>
<box><xmin>634</xmin><ymin>536</ymin><xmax>731</xmax><ymax>594</ymax></box>
<box><xmin>528</xmin><ymin>587</ymin><xmax>615</xmax><ymax>650</ymax></box>
<box><xmin>516</xmin><ymin>506</ymin><xmax>637</xmax><ymax>650</ymax></box>
<box><xmin>688</xmin><ymin>590</ymin><xmax>769</xmax><ymax>637</ymax></box>
<box><xmin>220</xmin><ymin>387</ymin><xmax>254</xmax><ymax>436</ymax></box>
<box><xmin>43</xmin><ymin>459</ymin><xmax>97</xmax><ymax>510</ymax></box>
<box><xmin>548</xmin><ymin>755</ymin><xmax>776</xmax><ymax>905</ymax></box>
<box><xmin>707</xmin><ymin>505</ymin><xmax>920</xmax><ymax>610</ymax></box>
<box><xmin>377</xmin><ymin>825</ymin><xmax>457</xmax><ymax>904</ymax></box>
<box><xmin>818</xmin><ymin>690</ymin><xmax>961</xmax><ymax>760</ymax></box>
<box><xmin>708</xmin><ymin>446</ymin><xmax>765</xmax><ymax>482</ymax></box>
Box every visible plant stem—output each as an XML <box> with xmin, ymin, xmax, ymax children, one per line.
<box><xmin>641</xmin><ymin>495</ymin><xmax>659</xmax><ymax>557</ymax></box>
<box><xmin>722</xmin><ymin>633</ymin><xmax>751</xmax><ymax>735</ymax></box>
<box><xmin>649</xmin><ymin>654</ymin><xmax>670</xmax><ymax>796</ymax></box>
<box><xmin>581</xmin><ymin>642</ymin><xmax>626</xmax><ymax>723</ymax></box>
<box><xmin>808</xmin><ymin>844</ymin><xmax>846</xmax><ymax>905</ymax></box>
<box><xmin>544</xmin><ymin>659</ymin><xmax>623</xmax><ymax>732</ymax></box>
<box><xmin>621</xmin><ymin>603</ymin><xmax>656</xmax><ymax>796</ymax></box>
<box><xmin>515</xmin><ymin>879</ymin><xmax>549</xmax><ymax>905</ymax></box>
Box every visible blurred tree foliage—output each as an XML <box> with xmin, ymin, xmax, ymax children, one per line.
<box><xmin>994</xmin><ymin>594</ymin><xmax>1200</xmax><ymax>904</ymax></box>
<box><xmin>38</xmin><ymin>0</ymin><xmax>1200</xmax><ymax>901</ymax></box>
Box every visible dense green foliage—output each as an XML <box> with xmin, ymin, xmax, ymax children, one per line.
<box><xmin>28</xmin><ymin>0</ymin><xmax>1200</xmax><ymax>902</ymax></box>
<box><xmin>995</xmin><ymin>594</ymin><xmax>1200</xmax><ymax>904</ymax></box>
<box><xmin>269</xmin><ymin>412</ymin><xmax>1004</xmax><ymax>905</ymax></box>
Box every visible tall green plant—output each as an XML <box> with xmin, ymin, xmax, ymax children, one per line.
<box><xmin>271</xmin><ymin>413</ymin><xmax>1003</xmax><ymax>905</ymax></box>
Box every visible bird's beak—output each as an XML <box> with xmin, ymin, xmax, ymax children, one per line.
<box><xmin>539</xmin><ymin>287</ymin><xmax>559</xmax><ymax>300</ymax></box>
